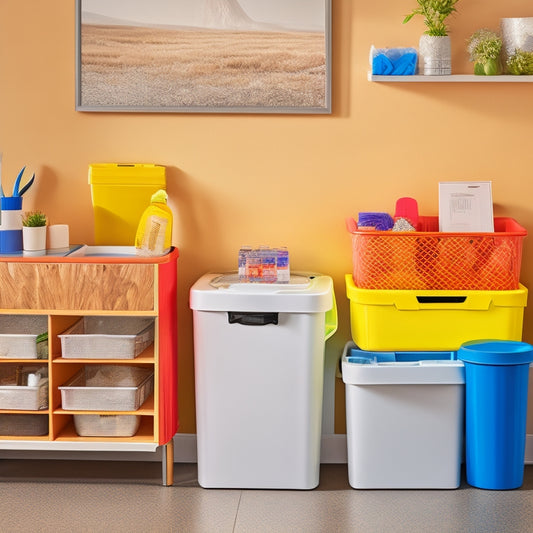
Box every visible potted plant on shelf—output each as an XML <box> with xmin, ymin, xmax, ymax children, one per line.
<box><xmin>506</xmin><ymin>49</ymin><xmax>533</xmax><ymax>75</ymax></box>
<box><xmin>22</xmin><ymin>210</ymin><xmax>47</xmax><ymax>251</ymax></box>
<box><xmin>467</xmin><ymin>29</ymin><xmax>503</xmax><ymax>75</ymax></box>
<box><xmin>403</xmin><ymin>0</ymin><xmax>460</xmax><ymax>75</ymax></box>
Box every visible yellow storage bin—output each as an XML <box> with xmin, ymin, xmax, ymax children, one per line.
<box><xmin>89</xmin><ymin>164</ymin><xmax>166</xmax><ymax>245</ymax></box>
<box><xmin>345</xmin><ymin>274</ymin><xmax>527</xmax><ymax>351</ymax></box>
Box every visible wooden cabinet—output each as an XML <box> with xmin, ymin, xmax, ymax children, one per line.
<box><xmin>0</xmin><ymin>248</ymin><xmax>178</xmax><ymax>485</ymax></box>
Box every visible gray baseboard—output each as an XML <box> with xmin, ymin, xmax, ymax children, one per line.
<box><xmin>0</xmin><ymin>433</ymin><xmax>531</xmax><ymax>465</ymax></box>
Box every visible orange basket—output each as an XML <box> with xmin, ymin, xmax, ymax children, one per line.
<box><xmin>346</xmin><ymin>216</ymin><xmax>527</xmax><ymax>290</ymax></box>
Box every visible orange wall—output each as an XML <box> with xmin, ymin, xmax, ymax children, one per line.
<box><xmin>2</xmin><ymin>0</ymin><xmax>533</xmax><ymax>433</ymax></box>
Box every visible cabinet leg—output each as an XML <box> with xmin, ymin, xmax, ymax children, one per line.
<box><xmin>162</xmin><ymin>439</ymin><xmax>174</xmax><ymax>486</ymax></box>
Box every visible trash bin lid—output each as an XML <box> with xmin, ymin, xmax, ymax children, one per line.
<box><xmin>341</xmin><ymin>341</ymin><xmax>464</xmax><ymax>385</ymax></box>
<box><xmin>458</xmin><ymin>340</ymin><xmax>533</xmax><ymax>366</ymax></box>
<box><xmin>189</xmin><ymin>272</ymin><xmax>334</xmax><ymax>313</ymax></box>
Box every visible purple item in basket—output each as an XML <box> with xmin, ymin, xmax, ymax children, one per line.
<box><xmin>358</xmin><ymin>212</ymin><xmax>394</xmax><ymax>231</ymax></box>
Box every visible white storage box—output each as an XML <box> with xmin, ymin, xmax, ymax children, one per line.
<box><xmin>190</xmin><ymin>272</ymin><xmax>337</xmax><ymax>489</ymax></box>
<box><xmin>59</xmin><ymin>366</ymin><xmax>153</xmax><ymax>411</ymax></box>
<box><xmin>341</xmin><ymin>341</ymin><xmax>464</xmax><ymax>489</ymax></box>
<box><xmin>59</xmin><ymin>317</ymin><xmax>154</xmax><ymax>359</ymax></box>
<box><xmin>0</xmin><ymin>315</ymin><xmax>48</xmax><ymax>359</ymax></box>
<box><xmin>73</xmin><ymin>414</ymin><xmax>141</xmax><ymax>437</ymax></box>
<box><xmin>0</xmin><ymin>365</ymin><xmax>48</xmax><ymax>410</ymax></box>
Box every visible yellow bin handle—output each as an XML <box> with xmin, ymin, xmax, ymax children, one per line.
<box><xmin>325</xmin><ymin>289</ymin><xmax>338</xmax><ymax>341</ymax></box>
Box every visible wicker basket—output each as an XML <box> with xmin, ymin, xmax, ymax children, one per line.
<box><xmin>59</xmin><ymin>317</ymin><xmax>154</xmax><ymax>359</ymax></box>
<box><xmin>59</xmin><ymin>365</ymin><xmax>153</xmax><ymax>411</ymax></box>
<box><xmin>73</xmin><ymin>414</ymin><xmax>141</xmax><ymax>437</ymax></box>
<box><xmin>0</xmin><ymin>365</ymin><xmax>48</xmax><ymax>410</ymax></box>
<box><xmin>0</xmin><ymin>315</ymin><xmax>48</xmax><ymax>359</ymax></box>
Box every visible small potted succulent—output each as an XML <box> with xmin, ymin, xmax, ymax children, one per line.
<box><xmin>403</xmin><ymin>0</ymin><xmax>460</xmax><ymax>75</ymax></box>
<box><xmin>467</xmin><ymin>29</ymin><xmax>503</xmax><ymax>75</ymax></box>
<box><xmin>22</xmin><ymin>210</ymin><xmax>47</xmax><ymax>251</ymax></box>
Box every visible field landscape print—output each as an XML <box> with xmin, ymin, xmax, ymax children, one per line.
<box><xmin>77</xmin><ymin>0</ymin><xmax>331</xmax><ymax>113</ymax></box>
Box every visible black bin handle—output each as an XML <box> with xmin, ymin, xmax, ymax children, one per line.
<box><xmin>416</xmin><ymin>296</ymin><xmax>467</xmax><ymax>304</ymax></box>
<box><xmin>228</xmin><ymin>312</ymin><xmax>279</xmax><ymax>326</ymax></box>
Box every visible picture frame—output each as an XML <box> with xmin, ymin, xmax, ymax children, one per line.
<box><xmin>75</xmin><ymin>0</ymin><xmax>331</xmax><ymax>114</ymax></box>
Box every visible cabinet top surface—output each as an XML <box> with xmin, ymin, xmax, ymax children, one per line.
<box><xmin>0</xmin><ymin>246</ymin><xmax>179</xmax><ymax>264</ymax></box>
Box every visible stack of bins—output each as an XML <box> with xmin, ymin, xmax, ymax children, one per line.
<box><xmin>342</xmin><ymin>216</ymin><xmax>528</xmax><ymax>489</ymax></box>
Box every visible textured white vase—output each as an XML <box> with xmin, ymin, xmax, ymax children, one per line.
<box><xmin>501</xmin><ymin>18</ymin><xmax>533</xmax><ymax>65</ymax></box>
<box><xmin>419</xmin><ymin>35</ymin><xmax>452</xmax><ymax>75</ymax></box>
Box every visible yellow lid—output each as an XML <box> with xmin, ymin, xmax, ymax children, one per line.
<box><xmin>88</xmin><ymin>164</ymin><xmax>166</xmax><ymax>186</ymax></box>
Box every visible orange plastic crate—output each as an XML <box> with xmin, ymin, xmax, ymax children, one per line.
<box><xmin>346</xmin><ymin>216</ymin><xmax>527</xmax><ymax>290</ymax></box>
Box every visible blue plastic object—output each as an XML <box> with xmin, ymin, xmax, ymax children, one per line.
<box><xmin>458</xmin><ymin>340</ymin><xmax>533</xmax><ymax>490</ymax></box>
<box><xmin>1</xmin><ymin>196</ymin><xmax>22</xmax><ymax>210</ymax></box>
<box><xmin>0</xmin><ymin>196</ymin><xmax>23</xmax><ymax>253</ymax></box>
<box><xmin>0</xmin><ymin>229</ymin><xmax>23</xmax><ymax>253</ymax></box>
<box><xmin>371</xmin><ymin>47</ymin><xmax>418</xmax><ymax>76</ymax></box>
<box><xmin>347</xmin><ymin>346</ymin><xmax>457</xmax><ymax>364</ymax></box>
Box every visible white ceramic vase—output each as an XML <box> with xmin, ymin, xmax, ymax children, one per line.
<box><xmin>23</xmin><ymin>226</ymin><xmax>47</xmax><ymax>251</ymax></box>
<box><xmin>419</xmin><ymin>35</ymin><xmax>452</xmax><ymax>75</ymax></box>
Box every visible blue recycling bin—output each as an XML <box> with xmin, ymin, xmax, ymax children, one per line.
<box><xmin>458</xmin><ymin>340</ymin><xmax>533</xmax><ymax>490</ymax></box>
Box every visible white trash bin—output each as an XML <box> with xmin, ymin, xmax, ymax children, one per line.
<box><xmin>342</xmin><ymin>341</ymin><xmax>465</xmax><ymax>489</ymax></box>
<box><xmin>190</xmin><ymin>272</ymin><xmax>337</xmax><ymax>489</ymax></box>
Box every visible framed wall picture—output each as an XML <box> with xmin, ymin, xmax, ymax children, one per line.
<box><xmin>75</xmin><ymin>0</ymin><xmax>331</xmax><ymax>114</ymax></box>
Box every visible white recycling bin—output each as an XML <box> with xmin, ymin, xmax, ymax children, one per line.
<box><xmin>190</xmin><ymin>272</ymin><xmax>337</xmax><ymax>489</ymax></box>
<box><xmin>342</xmin><ymin>341</ymin><xmax>465</xmax><ymax>489</ymax></box>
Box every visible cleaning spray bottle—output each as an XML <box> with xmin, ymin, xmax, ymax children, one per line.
<box><xmin>135</xmin><ymin>189</ymin><xmax>172</xmax><ymax>256</ymax></box>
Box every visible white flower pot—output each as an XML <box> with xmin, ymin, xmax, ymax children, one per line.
<box><xmin>419</xmin><ymin>35</ymin><xmax>452</xmax><ymax>75</ymax></box>
<box><xmin>23</xmin><ymin>226</ymin><xmax>47</xmax><ymax>251</ymax></box>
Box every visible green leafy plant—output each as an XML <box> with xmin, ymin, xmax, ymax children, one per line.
<box><xmin>467</xmin><ymin>29</ymin><xmax>502</xmax><ymax>75</ymax></box>
<box><xmin>22</xmin><ymin>210</ymin><xmax>47</xmax><ymax>227</ymax></box>
<box><xmin>403</xmin><ymin>0</ymin><xmax>460</xmax><ymax>36</ymax></box>
<box><xmin>507</xmin><ymin>49</ymin><xmax>533</xmax><ymax>75</ymax></box>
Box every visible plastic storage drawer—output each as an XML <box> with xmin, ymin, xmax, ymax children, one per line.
<box><xmin>59</xmin><ymin>366</ymin><xmax>153</xmax><ymax>411</ymax></box>
<box><xmin>346</xmin><ymin>216</ymin><xmax>526</xmax><ymax>290</ymax></box>
<box><xmin>0</xmin><ymin>414</ymin><xmax>49</xmax><ymax>436</ymax></box>
<box><xmin>341</xmin><ymin>341</ymin><xmax>464</xmax><ymax>489</ymax></box>
<box><xmin>0</xmin><ymin>365</ymin><xmax>48</xmax><ymax>410</ymax></box>
<box><xmin>59</xmin><ymin>317</ymin><xmax>154</xmax><ymax>359</ymax></box>
<box><xmin>0</xmin><ymin>315</ymin><xmax>48</xmax><ymax>359</ymax></box>
<box><xmin>346</xmin><ymin>274</ymin><xmax>527</xmax><ymax>351</ymax></box>
<box><xmin>73</xmin><ymin>414</ymin><xmax>141</xmax><ymax>437</ymax></box>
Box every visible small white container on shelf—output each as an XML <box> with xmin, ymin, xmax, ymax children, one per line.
<box><xmin>47</xmin><ymin>224</ymin><xmax>69</xmax><ymax>249</ymax></box>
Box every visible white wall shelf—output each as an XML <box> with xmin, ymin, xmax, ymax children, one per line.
<box><xmin>368</xmin><ymin>73</ymin><xmax>533</xmax><ymax>82</ymax></box>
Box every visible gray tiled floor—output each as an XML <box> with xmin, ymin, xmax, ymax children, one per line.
<box><xmin>0</xmin><ymin>460</ymin><xmax>532</xmax><ymax>533</ymax></box>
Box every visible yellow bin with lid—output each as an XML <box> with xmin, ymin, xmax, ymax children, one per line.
<box><xmin>89</xmin><ymin>164</ymin><xmax>166</xmax><ymax>245</ymax></box>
